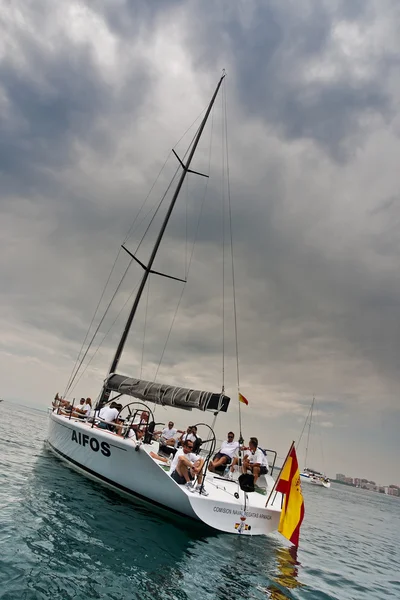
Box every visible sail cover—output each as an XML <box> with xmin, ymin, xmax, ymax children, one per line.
<box><xmin>106</xmin><ymin>374</ymin><xmax>230</xmax><ymax>412</ymax></box>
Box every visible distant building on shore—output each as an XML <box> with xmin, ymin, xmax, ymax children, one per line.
<box><xmin>335</xmin><ymin>474</ymin><xmax>399</xmax><ymax>495</ymax></box>
<box><xmin>336</xmin><ymin>473</ymin><xmax>354</xmax><ymax>485</ymax></box>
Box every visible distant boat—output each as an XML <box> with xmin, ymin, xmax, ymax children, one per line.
<box><xmin>0</xmin><ymin>398</ymin><xmax>3</xmax><ymax>403</ymax></box>
<box><xmin>300</xmin><ymin>397</ymin><xmax>331</xmax><ymax>489</ymax></box>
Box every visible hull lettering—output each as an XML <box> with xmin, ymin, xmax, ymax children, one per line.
<box><xmin>101</xmin><ymin>441</ymin><xmax>111</xmax><ymax>457</ymax></box>
<box><xmin>71</xmin><ymin>431</ymin><xmax>111</xmax><ymax>457</ymax></box>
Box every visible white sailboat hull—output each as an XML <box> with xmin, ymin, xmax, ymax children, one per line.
<box><xmin>300</xmin><ymin>472</ymin><xmax>331</xmax><ymax>488</ymax></box>
<box><xmin>47</xmin><ymin>412</ymin><xmax>282</xmax><ymax>536</ymax></box>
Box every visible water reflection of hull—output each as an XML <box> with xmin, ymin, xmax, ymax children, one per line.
<box><xmin>47</xmin><ymin>412</ymin><xmax>282</xmax><ymax>536</ymax></box>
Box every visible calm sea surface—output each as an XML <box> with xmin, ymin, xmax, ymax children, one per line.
<box><xmin>0</xmin><ymin>403</ymin><xmax>399</xmax><ymax>600</ymax></box>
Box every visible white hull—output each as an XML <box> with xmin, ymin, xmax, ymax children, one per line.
<box><xmin>300</xmin><ymin>472</ymin><xmax>331</xmax><ymax>488</ymax></box>
<box><xmin>47</xmin><ymin>412</ymin><xmax>282</xmax><ymax>536</ymax></box>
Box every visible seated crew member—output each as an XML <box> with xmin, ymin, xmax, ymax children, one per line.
<box><xmin>126</xmin><ymin>424</ymin><xmax>140</xmax><ymax>441</ymax></box>
<box><xmin>169</xmin><ymin>440</ymin><xmax>208</xmax><ymax>495</ymax></box>
<box><xmin>208</xmin><ymin>431</ymin><xmax>239</xmax><ymax>473</ymax></box>
<box><xmin>154</xmin><ymin>421</ymin><xmax>184</xmax><ymax>446</ymax></box>
<box><xmin>178</xmin><ymin>426</ymin><xmax>197</xmax><ymax>447</ymax></box>
<box><xmin>59</xmin><ymin>397</ymin><xmax>85</xmax><ymax>415</ymax></box>
<box><xmin>72</xmin><ymin>397</ymin><xmax>92</xmax><ymax>419</ymax></box>
<box><xmin>242</xmin><ymin>437</ymin><xmax>268</xmax><ymax>484</ymax></box>
<box><xmin>191</xmin><ymin>426</ymin><xmax>202</xmax><ymax>453</ymax></box>
<box><xmin>115</xmin><ymin>410</ymin><xmax>148</xmax><ymax>440</ymax></box>
<box><xmin>131</xmin><ymin>411</ymin><xmax>149</xmax><ymax>440</ymax></box>
<box><xmin>229</xmin><ymin>446</ymin><xmax>260</xmax><ymax>475</ymax></box>
<box><xmin>97</xmin><ymin>402</ymin><xmax>120</xmax><ymax>430</ymax></box>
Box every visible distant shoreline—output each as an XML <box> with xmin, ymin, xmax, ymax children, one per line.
<box><xmin>332</xmin><ymin>479</ymin><xmax>399</xmax><ymax>497</ymax></box>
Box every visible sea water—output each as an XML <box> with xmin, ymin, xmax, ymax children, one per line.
<box><xmin>0</xmin><ymin>403</ymin><xmax>399</xmax><ymax>600</ymax></box>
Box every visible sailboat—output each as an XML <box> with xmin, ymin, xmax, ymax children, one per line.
<box><xmin>300</xmin><ymin>397</ymin><xmax>331</xmax><ymax>488</ymax></box>
<box><xmin>46</xmin><ymin>75</ymin><xmax>283</xmax><ymax>536</ymax></box>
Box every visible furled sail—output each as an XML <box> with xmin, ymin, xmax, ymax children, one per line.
<box><xmin>106</xmin><ymin>374</ymin><xmax>230</xmax><ymax>412</ymax></box>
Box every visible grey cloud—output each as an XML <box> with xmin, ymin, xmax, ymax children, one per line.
<box><xmin>369</xmin><ymin>196</ymin><xmax>399</xmax><ymax>216</ymax></box>
<box><xmin>182</xmin><ymin>1</ymin><xmax>392</xmax><ymax>160</ymax></box>
<box><xmin>0</xmin><ymin>7</ymin><xmax>151</xmax><ymax>200</ymax></box>
<box><xmin>100</xmin><ymin>0</ymin><xmax>184</xmax><ymax>38</ymax></box>
<box><xmin>1</xmin><ymin>0</ymin><xmax>400</xmax><ymax>483</ymax></box>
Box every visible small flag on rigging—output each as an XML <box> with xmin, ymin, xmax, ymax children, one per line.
<box><xmin>238</xmin><ymin>392</ymin><xmax>249</xmax><ymax>406</ymax></box>
<box><xmin>275</xmin><ymin>443</ymin><xmax>305</xmax><ymax>547</ymax></box>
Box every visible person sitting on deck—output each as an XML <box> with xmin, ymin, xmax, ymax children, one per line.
<box><xmin>208</xmin><ymin>432</ymin><xmax>239</xmax><ymax>473</ymax></box>
<box><xmin>191</xmin><ymin>426</ymin><xmax>202</xmax><ymax>453</ymax></box>
<box><xmin>131</xmin><ymin>411</ymin><xmax>149</xmax><ymax>440</ymax></box>
<box><xmin>169</xmin><ymin>440</ymin><xmax>208</xmax><ymax>496</ymax></box>
<box><xmin>53</xmin><ymin>394</ymin><xmax>79</xmax><ymax>412</ymax></box>
<box><xmin>58</xmin><ymin>397</ymin><xmax>85</xmax><ymax>415</ymax></box>
<box><xmin>154</xmin><ymin>421</ymin><xmax>184</xmax><ymax>446</ymax></box>
<box><xmin>96</xmin><ymin>402</ymin><xmax>121</xmax><ymax>430</ymax></box>
<box><xmin>178</xmin><ymin>426</ymin><xmax>197</xmax><ymax>447</ymax></box>
<box><xmin>72</xmin><ymin>398</ymin><xmax>92</xmax><ymax>419</ymax></box>
<box><xmin>242</xmin><ymin>437</ymin><xmax>268</xmax><ymax>484</ymax></box>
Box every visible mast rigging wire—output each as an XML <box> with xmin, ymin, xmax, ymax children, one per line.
<box><xmin>139</xmin><ymin>277</ymin><xmax>151</xmax><ymax>379</ymax></box>
<box><xmin>151</xmin><ymin>105</ymin><xmax>216</xmax><ymax>401</ymax></box>
<box><xmin>222</xmin><ymin>79</ymin><xmax>243</xmax><ymax>439</ymax></box>
<box><xmin>64</xmin><ymin>152</ymin><xmax>172</xmax><ymax>396</ymax></box>
<box><xmin>297</xmin><ymin>398</ymin><xmax>314</xmax><ymax>468</ymax></box>
<box><xmin>221</xmin><ymin>84</ymin><xmax>226</xmax><ymax>396</ymax></box>
<box><xmin>65</xmin><ymin>114</ymin><xmax>206</xmax><ymax>395</ymax></box>
<box><xmin>68</xmin><ymin>278</ymin><xmax>141</xmax><ymax>394</ymax></box>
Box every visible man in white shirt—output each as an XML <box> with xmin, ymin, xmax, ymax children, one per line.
<box><xmin>178</xmin><ymin>426</ymin><xmax>197</xmax><ymax>446</ymax></box>
<box><xmin>170</xmin><ymin>440</ymin><xmax>208</xmax><ymax>495</ymax></box>
<box><xmin>242</xmin><ymin>437</ymin><xmax>269</xmax><ymax>484</ymax></box>
<box><xmin>59</xmin><ymin>397</ymin><xmax>84</xmax><ymax>415</ymax></box>
<box><xmin>208</xmin><ymin>432</ymin><xmax>239</xmax><ymax>472</ymax></box>
<box><xmin>129</xmin><ymin>411</ymin><xmax>149</xmax><ymax>440</ymax></box>
<box><xmin>154</xmin><ymin>421</ymin><xmax>184</xmax><ymax>446</ymax></box>
<box><xmin>97</xmin><ymin>402</ymin><xmax>120</xmax><ymax>430</ymax></box>
<box><xmin>72</xmin><ymin>398</ymin><xmax>92</xmax><ymax>419</ymax></box>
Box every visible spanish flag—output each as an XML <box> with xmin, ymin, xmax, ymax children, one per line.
<box><xmin>238</xmin><ymin>392</ymin><xmax>249</xmax><ymax>406</ymax></box>
<box><xmin>275</xmin><ymin>444</ymin><xmax>305</xmax><ymax>546</ymax></box>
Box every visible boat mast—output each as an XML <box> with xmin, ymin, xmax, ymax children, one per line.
<box><xmin>304</xmin><ymin>396</ymin><xmax>314</xmax><ymax>469</ymax></box>
<box><xmin>99</xmin><ymin>74</ymin><xmax>225</xmax><ymax>406</ymax></box>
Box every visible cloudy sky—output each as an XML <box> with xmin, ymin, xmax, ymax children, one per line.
<box><xmin>1</xmin><ymin>0</ymin><xmax>400</xmax><ymax>485</ymax></box>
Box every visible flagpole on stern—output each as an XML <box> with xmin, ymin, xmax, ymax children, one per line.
<box><xmin>265</xmin><ymin>440</ymin><xmax>295</xmax><ymax>507</ymax></box>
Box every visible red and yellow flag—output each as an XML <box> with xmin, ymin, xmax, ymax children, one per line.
<box><xmin>238</xmin><ymin>393</ymin><xmax>249</xmax><ymax>406</ymax></box>
<box><xmin>276</xmin><ymin>444</ymin><xmax>305</xmax><ymax>546</ymax></box>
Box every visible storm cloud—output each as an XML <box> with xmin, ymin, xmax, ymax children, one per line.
<box><xmin>1</xmin><ymin>0</ymin><xmax>400</xmax><ymax>484</ymax></box>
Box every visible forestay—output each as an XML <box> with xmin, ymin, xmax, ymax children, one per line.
<box><xmin>106</xmin><ymin>374</ymin><xmax>230</xmax><ymax>412</ymax></box>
